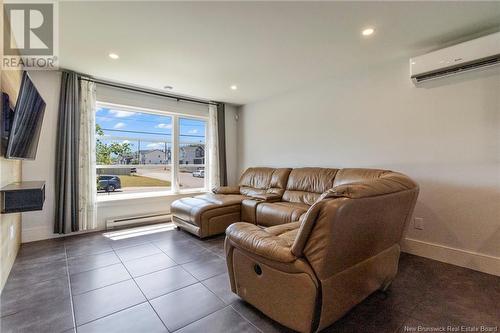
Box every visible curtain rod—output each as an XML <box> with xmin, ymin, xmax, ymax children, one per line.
<box><xmin>63</xmin><ymin>69</ymin><xmax>218</xmax><ymax>106</ymax></box>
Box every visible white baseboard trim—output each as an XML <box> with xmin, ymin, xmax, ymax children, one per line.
<box><xmin>22</xmin><ymin>226</ymin><xmax>104</xmax><ymax>243</ymax></box>
<box><xmin>401</xmin><ymin>238</ymin><xmax>500</xmax><ymax>277</ymax></box>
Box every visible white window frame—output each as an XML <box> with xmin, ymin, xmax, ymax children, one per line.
<box><xmin>95</xmin><ymin>101</ymin><xmax>209</xmax><ymax>201</ymax></box>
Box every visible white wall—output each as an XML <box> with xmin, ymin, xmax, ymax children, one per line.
<box><xmin>22</xmin><ymin>71</ymin><xmax>61</xmax><ymax>243</ymax></box>
<box><xmin>22</xmin><ymin>71</ymin><xmax>239</xmax><ymax>242</ymax></box>
<box><xmin>224</xmin><ymin>104</ymin><xmax>239</xmax><ymax>186</ymax></box>
<box><xmin>238</xmin><ymin>61</ymin><xmax>500</xmax><ymax>276</ymax></box>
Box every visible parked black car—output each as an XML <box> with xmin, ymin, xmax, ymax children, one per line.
<box><xmin>97</xmin><ymin>175</ymin><xmax>121</xmax><ymax>192</ymax></box>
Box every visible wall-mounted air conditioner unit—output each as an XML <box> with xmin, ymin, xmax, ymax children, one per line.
<box><xmin>410</xmin><ymin>32</ymin><xmax>500</xmax><ymax>84</ymax></box>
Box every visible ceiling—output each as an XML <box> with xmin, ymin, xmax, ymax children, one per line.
<box><xmin>59</xmin><ymin>1</ymin><xmax>500</xmax><ymax>105</ymax></box>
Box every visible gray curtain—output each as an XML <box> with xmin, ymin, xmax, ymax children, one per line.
<box><xmin>216</xmin><ymin>103</ymin><xmax>227</xmax><ymax>186</ymax></box>
<box><xmin>54</xmin><ymin>72</ymin><xmax>80</xmax><ymax>234</ymax></box>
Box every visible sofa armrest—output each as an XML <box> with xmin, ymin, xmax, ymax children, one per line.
<box><xmin>241</xmin><ymin>193</ymin><xmax>282</xmax><ymax>223</ymax></box>
<box><xmin>225</xmin><ymin>222</ymin><xmax>297</xmax><ymax>263</ymax></box>
<box><xmin>212</xmin><ymin>186</ymin><xmax>241</xmax><ymax>195</ymax></box>
<box><xmin>241</xmin><ymin>199</ymin><xmax>260</xmax><ymax>223</ymax></box>
<box><xmin>246</xmin><ymin>192</ymin><xmax>282</xmax><ymax>202</ymax></box>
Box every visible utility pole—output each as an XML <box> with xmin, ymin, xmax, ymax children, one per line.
<box><xmin>138</xmin><ymin>139</ymin><xmax>141</xmax><ymax>164</ymax></box>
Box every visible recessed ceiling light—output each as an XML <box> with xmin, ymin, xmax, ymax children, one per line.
<box><xmin>163</xmin><ymin>85</ymin><xmax>173</xmax><ymax>90</ymax></box>
<box><xmin>230</xmin><ymin>85</ymin><xmax>238</xmax><ymax>90</ymax></box>
<box><xmin>362</xmin><ymin>28</ymin><xmax>375</xmax><ymax>36</ymax></box>
<box><xmin>108</xmin><ymin>53</ymin><xmax>119</xmax><ymax>59</ymax></box>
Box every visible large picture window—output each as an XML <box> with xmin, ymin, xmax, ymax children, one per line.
<box><xmin>95</xmin><ymin>103</ymin><xmax>207</xmax><ymax>197</ymax></box>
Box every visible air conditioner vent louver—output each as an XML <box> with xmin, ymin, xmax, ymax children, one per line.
<box><xmin>413</xmin><ymin>55</ymin><xmax>500</xmax><ymax>83</ymax></box>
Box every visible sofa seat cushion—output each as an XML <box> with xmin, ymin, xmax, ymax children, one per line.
<box><xmin>171</xmin><ymin>193</ymin><xmax>246</xmax><ymax>227</ymax></box>
<box><xmin>256</xmin><ymin>201</ymin><xmax>310</xmax><ymax>227</ymax></box>
<box><xmin>226</xmin><ymin>222</ymin><xmax>301</xmax><ymax>263</ymax></box>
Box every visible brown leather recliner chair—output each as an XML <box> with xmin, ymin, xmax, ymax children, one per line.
<box><xmin>225</xmin><ymin>169</ymin><xmax>419</xmax><ymax>333</ymax></box>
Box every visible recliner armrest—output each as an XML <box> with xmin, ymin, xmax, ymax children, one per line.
<box><xmin>246</xmin><ymin>192</ymin><xmax>282</xmax><ymax>201</ymax></box>
<box><xmin>225</xmin><ymin>222</ymin><xmax>297</xmax><ymax>263</ymax></box>
<box><xmin>212</xmin><ymin>186</ymin><xmax>241</xmax><ymax>194</ymax></box>
<box><xmin>240</xmin><ymin>193</ymin><xmax>282</xmax><ymax>223</ymax></box>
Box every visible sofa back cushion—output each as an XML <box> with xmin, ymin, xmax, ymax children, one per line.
<box><xmin>282</xmin><ymin>168</ymin><xmax>338</xmax><ymax>205</ymax></box>
<box><xmin>239</xmin><ymin>167</ymin><xmax>292</xmax><ymax>196</ymax></box>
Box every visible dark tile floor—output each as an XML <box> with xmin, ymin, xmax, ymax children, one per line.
<box><xmin>1</xmin><ymin>225</ymin><xmax>499</xmax><ymax>333</ymax></box>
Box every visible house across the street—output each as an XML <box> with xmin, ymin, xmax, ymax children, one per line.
<box><xmin>140</xmin><ymin>149</ymin><xmax>170</xmax><ymax>164</ymax></box>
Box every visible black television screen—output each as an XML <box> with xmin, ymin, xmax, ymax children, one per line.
<box><xmin>5</xmin><ymin>72</ymin><xmax>45</xmax><ymax>160</ymax></box>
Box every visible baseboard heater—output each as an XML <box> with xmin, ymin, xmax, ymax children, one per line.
<box><xmin>106</xmin><ymin>212</ymin><xmax>172</xmax><ymax>230</ymax></box>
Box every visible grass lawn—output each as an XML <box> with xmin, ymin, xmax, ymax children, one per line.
<box><xmin>119</xmin><ymin>175</ymin><xmax>171</xmax><ymax>187</ymax></box>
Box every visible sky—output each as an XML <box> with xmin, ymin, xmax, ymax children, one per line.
<box><xmin>96</xmin><ymin>106</ymin><xmax>206</xmax><ymax>151</ymax></box>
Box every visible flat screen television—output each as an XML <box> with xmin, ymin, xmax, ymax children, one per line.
<box><xmin>3</xmin><ymin>72</ymin><xmax>45</xmax><ymax>160</ymax></box>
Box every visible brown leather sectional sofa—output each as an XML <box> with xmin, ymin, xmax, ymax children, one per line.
<box><xmin>171</xmin><ymin>167</ymin><xmax>419</xmax><ymax>332</ymax></box>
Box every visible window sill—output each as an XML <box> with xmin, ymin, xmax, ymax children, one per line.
<box><xmin>96</xmin><ymin>189</ymin><xmax>207</xmax><ymax>204</ymax></box>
